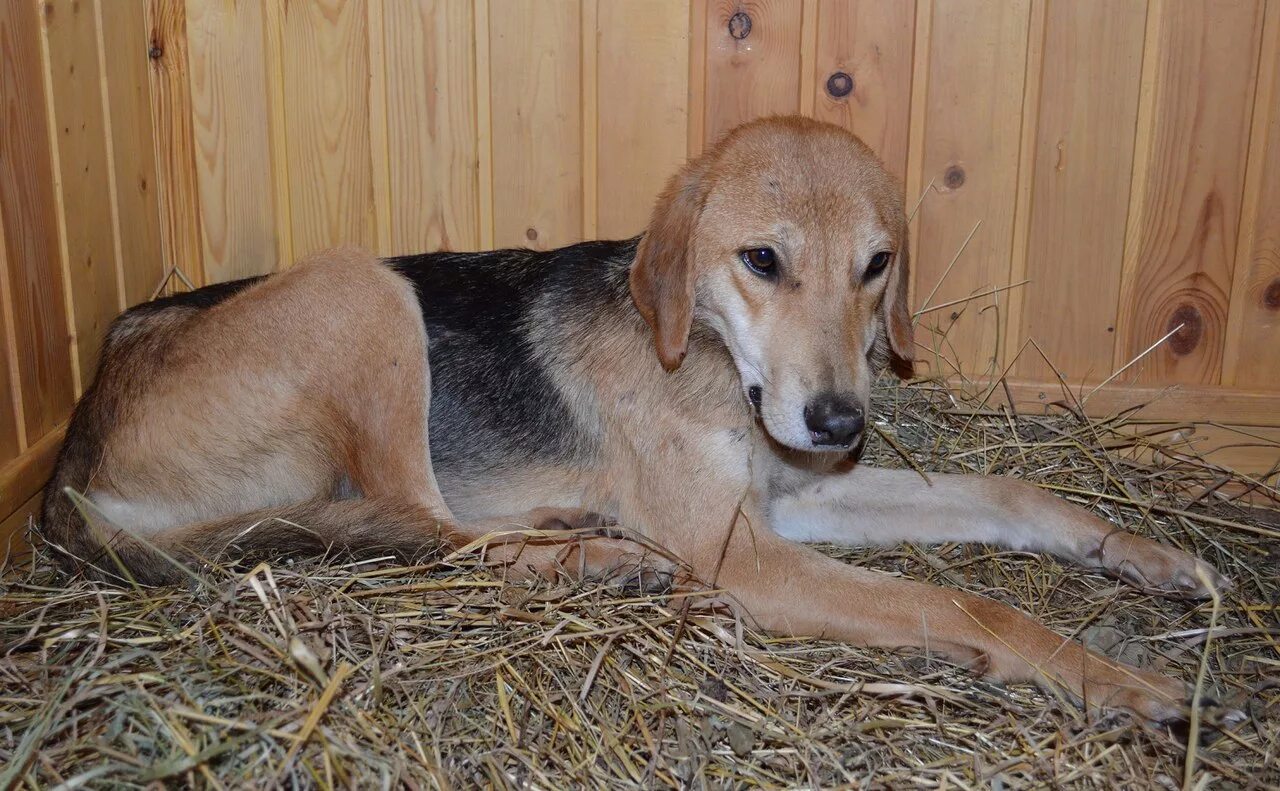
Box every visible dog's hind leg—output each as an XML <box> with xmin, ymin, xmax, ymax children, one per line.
<box><xmin>323</xmin><ymin>265</ymin><xmax>671</xmax><ymax>586</ymax></box>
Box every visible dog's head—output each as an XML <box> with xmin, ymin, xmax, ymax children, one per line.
<box><xmin>630</xmin><ymin>116</ymin><xmax>913</xmax><ymax>453</ymax></box>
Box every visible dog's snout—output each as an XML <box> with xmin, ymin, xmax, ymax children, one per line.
<box><xmin>803</xmin><ymin>394</ymin><xmax>864</xmax><ymax>447</ymax></box>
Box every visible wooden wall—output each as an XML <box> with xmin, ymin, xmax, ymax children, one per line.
<box><xmin>1</xmin><ymin>0</ymin><xmax>1278</xmax><ymax>530</ymax></box>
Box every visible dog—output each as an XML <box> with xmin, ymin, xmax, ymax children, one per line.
<box><xmin>42</xmin><ymin>116</ymin><xmax>1230</xmax><ymax>726</ymax></box>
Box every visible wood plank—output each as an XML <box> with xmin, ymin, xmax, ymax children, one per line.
<box><xmin>367</xmin><ymin>0</ymin><xmax>391</xmax><ymax>255</ymax></box>
<box><xmin>687</xmin><ymin>0</ymin><xmax>709</xmax><ymax>158</ymax></box>
<box><xmin>1223</xmin><ymin>0</ymin><xmax>1280</xmax><ymax>390</ymax></box>
<box><xmin>903</xmin><ymin>0</ymin><xmax>932</xmax><ymax>310</ymax></box>
<box><xmin>596</xmin><ymin>0</ymin><xmax>690</xmax><ymax>239</ymax></box>
<box><xmin>282</xmin><ymin>0</ymin><xmax>376</xmax><ymax>256</ymax></box>
<box><xmin>799</xmin><ymin>1</ymin><xmax>818</xmax><ymax>117</ymax></box>
<box><xmin>262</xmin><ymin>2</ymin><xmax>294</xmax><ymax>270</ymax></box>
<box><xmin>98</xmin><ymin>0</ymin><xmax>164</xmax><ymax>307</ymax></box>
<box><xmin>0</xmin><ymin>426</ymin><xmax>63</xmax><ymax>527</ymax></box>
<box><xmin>0</xmin><ymin>490</ymin><xmax>40</xmax><ymax>561</ymax></box>
<box><xmin>1117</xmin><ymin>422</ymin><xmax>1280</xmax><ymax>488</ymax></box>
<box><xmin>810</xmin><ymin>0</ymin><xmax>915</xmax><ymax>181</ymax></box>
<box><xmin>1000</xmin><ymin>0</ymin><xmax>1045</xmax><ymax>378</ymax></box>
<box><xmin>0</xmin><ymin>1</ymin><xmax>76</xmax><ymax>438</ymax></box>
<box><xmin>41</xmin><ymin>0</ymin><xmax>122</xmax><ymax>384</ymax></box>
<box><xmin>703</xmin><ymin>0</ymin><xmax>804</xmax><ymax>147</ymax></box>
<box><xmin>912</xmin><ymin>0</ymin><xmax>1031</xmax><ymax>378</ymax></box>
<box><xmin>186</xmin><ymin>0</ymin><xmax>280</xmax><ymax>282</ymax></box>
<box><xmin>976</xmin><ymin>380</ymin><xmax>1280</xmax><ymax>485</ymax></box>
<box><xmin>474</xmin><ymin>0</ymin><xmax>493</xmax><ymax>249</ymax></box>
<box><xmin>1013</xmin><ymin>0</ymin><xmax>1147</xmax><ymax>383</ymax></box>
<box><xmin>488</xmin><ymin>0</ymin><xmax>581</xmax><ymax>250</ymax></box>
<box><xmin>0</xmin><ymin>204</ymin><xmax>22</xmax><ymax>461</ymax></box>
<box><xmin>1114</xmin><ymin>0</ymin><xmax>1265</xmax><ymax>385</ymax></box>
<box><xmin>581</xmin><ymin>0</ymin><xmax>598</xmax><ymax>240</ymax></box>
<box><xmin>146</xmin><ymin>0</ymin><xmax>205</xmax><ymax>287</ymax></box>
<box><xmin>383</xmin><ymin>0</ymin><xmax>480</xmax><ymax>253</ymax></box>
<box><xmin>973</xmin><ymin>379</ymin><xmax>1280</xmax><ymax>427</ymax></box>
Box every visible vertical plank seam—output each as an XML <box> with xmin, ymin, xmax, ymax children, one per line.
<box><xmin>904</xmin><ymin>0</ymin><xmax>933</xmax><ymax>311</ymax></box>
<box><xmin>37</xmin><ymin>0</ymin><xmax>84</xmax><ymax>396</ymax></box>
<box><xmin>581</xmin><ymin>0</ymin><xmax>598</xmax><ymax>240</ymax></box>
<box><xmin>798</xmin><ymin>0</ymin><xmax>819</xmax><ymax>117</ymax></box>
<box><xmin>1004</xmin><ymin>0</ymin><xmax>1048</xmax><ymax>372</ymax></box>
<box><xmin>1221</xmin><ymin>0</ymin><xmax>1278</xmax><ymax>386</ymax></box>
<box><xmin>0</xmin><ymin>188</ymin><xmax>27</xmax><ymax>451</ymax></box>
<box><xmin>687</xmin><ymin>0</ymin><xmax>708</xmax><ymax>158</ymax></box>
<box><xmin>92</xmin><ymin>0</ymin><xmax>128</xmax><ymax>314</ymax></box>
<box><xmin>1112</xmin><ymin>0</ymin><xmax>1162</xmax><ymax>375</ymax></box>
<box><xmin>367</xmin><ymin>0</ymin><xmax>392</xmax><ymax>255</ymax></box>
<box><xmin>262</xmin><ymin>2</ymin><xmax>293</xmax><ymax>269</ymax></box>
<box><xmin>474</xmin><ymin>0</ymin><xmax>494</xmax><ymax>249</ymax></box>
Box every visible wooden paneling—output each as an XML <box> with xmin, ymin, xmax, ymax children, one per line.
<box><xmin>2</xmin><ymin>0</ymin><xmax>1279</xmax><ymax>514</ymax></box>
<box><xmin>98</xmin><ymin>0</ymin><xmax>164</xmax><ymax>308</ymax></box>
<box><xmin>1115</xmin><ymin>0</ymin><xmax>1265</xmax><ymax>385</ymax></box>
<box><xmin>0</xmin><ymin>427</ymin><xmax>63</xmax><ymax>535</ymax></box>
<box><xmin>282</xmin><ymin>0</ymin><xmax>377</xmax><ymax>256</ymax></box>
<box><xmin>1014</xmin><ymin>0</ymin><xmax>1148</xmax><ymax>383</ymax></box>
<box><xmin>912</xmin><ymin>0</ymin><xmax>1032</xmax><ymax>378</ymax></box>
<box><xmin>41</xmin><ymin>0</ymin><xmax>122</xmax><ymax>384</ymax></box>
<box><xmin>703</xmin><ymin>0</ymin><xmax>805</xmax><ymax>147</ymax></box>
<box><xmin>0</xmin><ymin>211</ymin><xmax>21</xmax><ymax>461</ymax></box>
<box><xmin>488</xmin><ymin>0</ymin><xmax>582</xmax><ymax>250</ymax></box>
<box><xmin>0</xmin><ymin>0</ymin><xmax>75</xmax><ymax>443</ymax></box>
<box><xmin>383</xmin><ymin>1</ymin><xmax>480</xmax><ymax>253</ymax></box>
<box><xmin>1223</xmin><ymin>0</ymin><xmax>1280</xmax><ymax>390</ymax></box>
<box><xmin>595</xmin><ymin>0</ymin><xmax>690</xmax><ymax>238</ymax></box>
<box><xmin>0</xmin><ymin>490</ymin><xmax>40</xmax><ymax>560</ymax></box>
<box><xmin>810</xmin><ymin>0</ymin><xmax>915</xmax><ymax>181</ymax></box>
<box><xmin>186</xmin><ymin>0</ymin><xmax>279</xmax><ymax>282</ymax></box>
<box><xmin>146</xmin><ymin>0</ymin><xmax>205</xmax><ymax>287</ymax></box>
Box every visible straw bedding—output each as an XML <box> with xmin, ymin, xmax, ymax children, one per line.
<box><xmin>2</xmin><ymin>379</ymin><xmax>1277</xmax><ymax>789</ymax></box>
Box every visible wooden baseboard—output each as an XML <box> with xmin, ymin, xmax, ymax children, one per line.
<box><xmin>954</xmin><ymin>379</ymin><xmax>1280</xmax><ymax>426</ymax></box>
<box><xmin>948</xmin><ymin>379</ymin><xmax>1280</xmax><ymax>486</ymax></box>
<box><xmin>0</xmin><ymin>426</ymin><xmax>64</xmax><ymax>552</ymax></box>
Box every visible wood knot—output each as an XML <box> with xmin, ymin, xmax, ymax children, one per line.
<box><xmin>943</xmin><ymin>165</ymin><xmax>966</xmax><ymax>189</ymax></box>
<box><xmin>728</xmin><ymin>11</ymin><xmax>752</xmax><ymax>40</ymax></box>
<box><xmin>525</xmin><ymin>227</ymin><xmax>538</xmax><ymax>242</ymax></box>
<box><xmin>1166</xmin><ymin>304</ymin><xmax>1203</xmax><ymax>356</ymax></box>
<box><xmin>1264</xmin><ymin>277</ymin><xmax>1280</xmax><ymax>310</ymax></box>
<box><xmin>148</xmin><ymin>43</ymin><xmax>163</xmax><ymax>60</ymax></box>
<box><xmin>826</xmin><ymin>72</ymin><xmax>854</xmax><ymax>99</ymax></box>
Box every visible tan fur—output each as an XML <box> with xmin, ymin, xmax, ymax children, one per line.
<box><xmin>44</xmin><ymin>118</ymin><xmax>1230</xmax><ymax>725</ymax></box>
<box><xmin>43</xmin><ymin>247</ymin><xmax>669</xmax><ymax>587</ymax></box>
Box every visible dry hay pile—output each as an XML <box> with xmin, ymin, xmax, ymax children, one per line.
<box><xmin>1</xmin><ymin>380</ymin><xmax>1277</xmax><ymax>789</ymax></box>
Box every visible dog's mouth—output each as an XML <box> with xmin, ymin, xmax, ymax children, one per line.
<box><xmin>746</xmin><ymin>384</ymin><xmax>866</xmax><ymax>454</ymax></box>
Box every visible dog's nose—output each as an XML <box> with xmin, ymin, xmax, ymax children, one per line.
<box><xmin>803</xmin><ymin>394</ymin><xmax>864</xmax><ymax>447</ymax></box>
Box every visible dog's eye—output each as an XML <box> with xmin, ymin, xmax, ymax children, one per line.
<box><xmin>864</xmin><ymin>251</ymin><xmax>892</xmax><ymax>281</ymax></box>
<box><xmin>740</xmin><ymin>248</ymin><xmax>778</xmax><ymax>277</ymax></box>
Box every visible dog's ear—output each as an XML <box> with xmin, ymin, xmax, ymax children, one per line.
<box><xmin>883</xmin><ymin>242</ymin><xmax>914</xmax><ymax>379</ymax></box>
<box><xmin>630</xmin><ymin>159</ymin><xmax>713</xmax><ymax>371</ymax></box>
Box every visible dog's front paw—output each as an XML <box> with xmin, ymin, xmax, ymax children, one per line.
<box><xmin>1092</xmin><ymin>531</ymin><xmax>1230</xmax><ymax>598</ymax></box>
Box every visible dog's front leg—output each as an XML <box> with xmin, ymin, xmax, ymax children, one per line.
<box><xmin>661</xmin><ymin>501</ymin><xmax>1196</xmax><ymax>724</ymax></box>
<box><xmin>766</xmin><ymin>465</ymin><xmax>1229</xmax><ymax>597</ymax></box>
